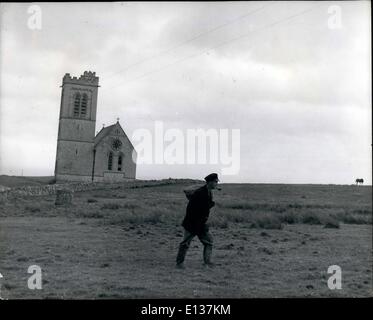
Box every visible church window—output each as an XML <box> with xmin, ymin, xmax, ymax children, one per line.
<box><xmin>73</xmin><ymin>93</ymin><xmax>81</xmax><ymax>117</ymax></box>
<box><xmin>81</xmin><ymin>93</ymin><xmax>88</xmax><ymax>116</ymax></box>
<box><xmin>111</xmin><ymin>138</ymin><xmax>122</xmax><ymax>151</ymax></box>
<box><xmin>73</xmin><ymin>92</ymin><xmax>89</xmax><ymax>118</ymax></box>
<box><xmin>118</xmin><ymin>156</ymin><xmax>122</xmax><ymax>171</ymax></box>
<box><xmin>108</xmin><ymin>152</ymin><xmax>113</xmax><ymax>170</ymax></box>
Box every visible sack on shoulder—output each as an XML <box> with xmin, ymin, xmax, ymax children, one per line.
<box><xmin>183</xmin><ymin>184</ymin><xmax>203</xmax><ymax>200</ymax></box>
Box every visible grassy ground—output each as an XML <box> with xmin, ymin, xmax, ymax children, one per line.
<box><xmin>0</xmin><ymin>181</ymin><xmax>372</xmax><ymax>298</ymax></box>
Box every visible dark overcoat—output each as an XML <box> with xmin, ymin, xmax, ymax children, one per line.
<box><xmin>182</xmin><ymin>185</ymin><xmax>215</xmax><ymax>235</ymax></box>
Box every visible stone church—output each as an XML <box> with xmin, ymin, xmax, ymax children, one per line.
<box><xmin>54</xmin><ymin>71</ymin><xmax>137</xmax><ymax>182</ymax></box>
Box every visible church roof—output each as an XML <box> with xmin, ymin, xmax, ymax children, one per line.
<box><xmin>94</xmin><ymin>121</ymin><xmax>136</xmax><ymax>151</ymax></box>
<box><xmin>94</xmin><ymin>124</ymin><xmax>116</xmax><ymax>144</ymax></box>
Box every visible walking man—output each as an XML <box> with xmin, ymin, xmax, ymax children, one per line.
<box><xmin>176</xmin><ymin>173</ymin><xmax>219</xmax><ymax>268</ymax></box>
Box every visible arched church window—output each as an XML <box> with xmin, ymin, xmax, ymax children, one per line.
<box><xmin>118</xmin><ymin>155</ymin><xmax>122</xmax><ymax>171</ymax></box>
<box><xmin>81</xmin><ymin>93</ymin><xmax>88</xmax><ymax>116</ymax></box>
<box><xmin>108</xmin><ymin>152</ymin><xmax>113</xmax><ymax>171</ymax></box>
<box><xmin>73</xmin><ymin>92</ymin><xmax>89</xmax><ymax>118</ymax></box>
<box><xmin>73</xmin><ymin>93</ymin><xmax>81</xmax><ymax>117</ymax></box>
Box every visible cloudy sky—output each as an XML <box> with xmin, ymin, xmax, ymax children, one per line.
<box><xmin>0</xmin><ymin>1</ymin><xmax>371</xmax><ymax>184</ymax></box>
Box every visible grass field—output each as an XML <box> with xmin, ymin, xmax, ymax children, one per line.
<box><xmin>0</xmin><ymin>178</ymin><xmax>372</xmax><ymax>298</ymax></box>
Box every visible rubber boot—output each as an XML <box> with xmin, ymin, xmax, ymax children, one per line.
<box><xmin>203</xmin><ymin>245</ymin><xmax>214</xmax><ymax>267</ymax></box>
<box><xmin>176</xmin><ymin>245</ymin><xmax>188</xmax><ymax>268</ymax></box>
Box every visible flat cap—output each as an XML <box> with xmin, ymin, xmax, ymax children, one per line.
<box><xmin>204</xmin><ymin>173</ymin><xmax>219</xmax><ymax>182</ymax></box>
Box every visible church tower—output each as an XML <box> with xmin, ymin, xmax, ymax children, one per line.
<box><xmin>54</xmin><ymin>71</ymin><xmax>99</xmax><ymax>182</ymax></box>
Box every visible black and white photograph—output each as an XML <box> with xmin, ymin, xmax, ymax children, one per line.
<box><xmin>0</xmin><ymin>1</ymin><xmax>371</xmax><ymax>303</ymax></box>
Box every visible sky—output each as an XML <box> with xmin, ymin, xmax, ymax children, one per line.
<box><xmin>0</xmin><ymin>1</ymin><xmax>371</xmax><ymax>184</ymax></box>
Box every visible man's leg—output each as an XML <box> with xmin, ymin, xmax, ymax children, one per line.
<box><xmin>176</xmin><ymin>229</ymin><xmax>195</xmax><ymax>267</ymax></box>
<box><xmin>198</xmin><ymin>231</ymin><xmax>214</xmax><ymax>265</ymax></box>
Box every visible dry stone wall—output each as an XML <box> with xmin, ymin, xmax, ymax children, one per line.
<box><xmin>1</xmin><ymin>182</ymin><xmax>119</xmax><ymax>199</ymax></box>
<box><xmin>0</xmin><ymin>179</ymin><xmax>198</xmax><ymax>201</ymax></box>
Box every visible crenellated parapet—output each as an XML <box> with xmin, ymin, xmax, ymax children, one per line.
<box><xmin>62</xmin><ymin>71</ymin><xmax>99</xmax><ymax>86</ymax></box>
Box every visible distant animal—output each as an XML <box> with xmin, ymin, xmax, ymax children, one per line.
<box><xmin>355</xmin><ymin>178</ymin><xmax>364</xmax><ymax>185</ymax></box>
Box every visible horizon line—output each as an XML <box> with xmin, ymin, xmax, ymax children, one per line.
<box><xmin>0</xmin><ymin>174</ymin><xmax>371</xmax><ymax>186</ymax></box>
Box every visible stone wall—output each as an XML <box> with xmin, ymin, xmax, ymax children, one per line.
<box><xmin>1</xmin><ymin>182</ymin><xmax>116</xmax><ymax>199</ymax></box>
<box><xmin>0</xmin><ymin>179</ymin><xmax>194</xmax><ymax>200</ymax></box>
